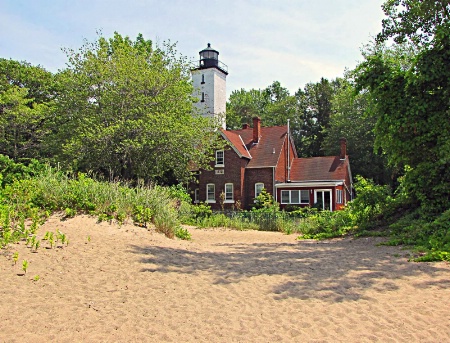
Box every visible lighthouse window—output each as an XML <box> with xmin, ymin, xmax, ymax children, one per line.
<box><xmin>201</xmin><ymin>92</ymin><xmax>205</xmax><ymax>102</ymax></box>
<box><xmin>201</xmin><ymin>74</ymin><xmax>205</xmax><ymax>84</ymax></box>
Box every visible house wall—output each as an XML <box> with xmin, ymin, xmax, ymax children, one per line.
<box><xmin>196</xmin><ymin>147</ymin><xmax>246</xmax><ymax>210</ymax></box>
<box><xmin>244</xmin><ymin>168</ymin><xmax>274</xmax><ymax>208</ymax></box>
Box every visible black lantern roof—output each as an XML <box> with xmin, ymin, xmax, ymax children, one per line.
<box><xmin>194</xmin><ymin>43</ymin><xmax>228</xmax><ymax>74</ymax></box>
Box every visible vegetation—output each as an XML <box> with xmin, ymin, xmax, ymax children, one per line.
<box><xmin>0</xmin><ymin>2</ymin><xmax>448</xmax><ymax>261</ymax></box>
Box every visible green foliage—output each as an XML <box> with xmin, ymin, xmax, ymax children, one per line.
<box><xmin>377</xmin><ymin>0</ymin><xmax>450</xmax><ymax>47</ymax></box>
<box><xmin>12</xmin><ymin>251</ymin><xmax>19</xmax><ymax>265</ymax></box>
<box><xmin>50</xmin><ymin>32</ymin><xmax>220</xmax><ymax>182</ymax></box>
<box><xmin>174</xmin><ymin>226</ymin><xmax>191</xmax><ymax>240</ymax></box>
<box><xmin>356</xmin><ymin>20</ymin><xmax>450</xmax><ymax>215</ymax></box>
<box><xmin>0</xmin><ymin>58</ymin><xmax>56</xmax><ymax>161</ymax></box>
<box><xmin>132</xmin><ymin>205</ymin><xmax>154</xmax><ymax>227</ymax></box>
<box><xmin>22</xmin><ymin>259</ymin><xmax>28</xmax><ymax>274</ymax></box>
<box><xmin>348</xmin><ymin>176</ymin><xmax>395</xmax><ymax>227</ymax></box>
<box><xmin>322</xmin><ymin>77</ymin><xmax>391</xmax><ymax>184</ymax></box>
<box><xmin>252</xmin><ymin>189</ymin><xmax>279</xmax><ymax>212</ymax></box>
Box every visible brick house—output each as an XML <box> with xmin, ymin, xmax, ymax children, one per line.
<box><xmin>191</xmin><ymin>117</ymin><xmax>353</xmax><ymax>211</ymax></box>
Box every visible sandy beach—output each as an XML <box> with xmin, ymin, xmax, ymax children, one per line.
<box><xmin>1</xmin><ymin>214</ymin><xmax>449</xmax><ymax>342</ymax></box>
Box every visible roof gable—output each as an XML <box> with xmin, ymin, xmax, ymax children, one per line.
<box><xmin>223</xmin><ymin>125</ymin><xmax>289</xmax><ymax>167</ymax></box>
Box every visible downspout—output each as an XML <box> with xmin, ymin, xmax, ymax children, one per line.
<box><xmin>273</xmin><ymin>167</ymin><xmax>276</xmax><ymax>203</ymax></box>
<box><xmin>287</xmin><ymin>119</ymin><xmax>291</xmax><ymax>182</ymax></box>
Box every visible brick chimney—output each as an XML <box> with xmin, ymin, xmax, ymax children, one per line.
<box><xmin>242</xmin><ymin>123</ymin><xmax>249</xmax><ymax>129</ymax></box>
<box><xmin>340</xmin><ymin>138</ymin><xmax>347</xmax><ymax>160</ymax></box>
<box><xmin>253</xmin><ymin>117</ymin><xmax>261</xmax><ymax>143</ymax></box>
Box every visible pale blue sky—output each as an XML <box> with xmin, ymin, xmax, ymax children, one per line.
<box><xmin>0</xmin><ymin>0</ymin><xmax>385</xmax><ymax>96</ymax></box>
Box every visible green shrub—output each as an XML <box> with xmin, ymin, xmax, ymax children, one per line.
<box><xmin>175</xmin><ymin>226</ymin><xmax>191</xmax><ymax>240</ymax></box>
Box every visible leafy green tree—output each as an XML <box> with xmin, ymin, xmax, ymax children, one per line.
<box><xmin>50</xmin><ymin>32</ymin><xmax>220</xmax><ymax>182</ymax></box>
<box><xmin>0</xmin><ymin>59</ymin><xmax>55</xmax><ymax>160</ymax></box>
<box><xmin>226</xmin><ymin>88</ymin><xmax>267</xmax><ymax>129</ymax></box>
<box><xmin>294</xmin><ymin>78</ymin><xmax>336</xmax><ymax>157</ymax></box>
<box><xmin>356</xmin><ymin>2</ymin><xmax>450</xmax><ymax>213</ymax></box>
<box><xmin>322</xmin><ymin>77</ymin><xmax>391</xmax><ymax>184</ymax></box>
<box><xmin>378</xmin><ymin>0</ymin><xmax>450</xmax><ymax>46</ymax></box>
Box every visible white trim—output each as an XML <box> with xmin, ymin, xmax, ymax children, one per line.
<box><xmin>224</xmin><ymin>183</ymin><xmax>234</xmax><ymax>201</ymax></box>
<box><xmin>239</xmin><ymin>135</ymin><xmax>252</xmax><ymax>158</ymax></box>
<box><xmin>206</xmin><ymin>183</ymin><xmax>215</xmax><ymax>202</ymax></box>
<box><xmin>276</xmin><ymin>181</ymin><xmax>343</xmax><ymax>188</ymax></box>
<box><xmin>314</xmin><ymin>189</ymin><xmax>333</xmax><ymax>211</ymax></box>
<box><xmin>215</xmin><ymin>150</ymin><xmax>224</xmax><ymax>167</ymax></box>
<box><xmin>280</xmin><ymin>190</ymin><xmax>310</xmax><ymax>204</ymax></box>
<box><xmin>336</xmin><ymin>189</ymin><xmax>343</xmax><ymax>204</ymax></box>
<box><xmin>194</xmin><ymin>188</ymin><xmax>199</xmax><ymax>204</ymax></box>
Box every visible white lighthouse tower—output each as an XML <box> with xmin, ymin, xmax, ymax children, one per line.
<box><xmin>191</xmin><ymin>43</ymin><xmax>228</xmax><ymax>129</ymax></box>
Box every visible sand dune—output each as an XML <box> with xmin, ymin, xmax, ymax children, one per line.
<box><xmin>1</xmin><ymin>214</ymin><xmax>449</xmax><ymax>342</ymax></box>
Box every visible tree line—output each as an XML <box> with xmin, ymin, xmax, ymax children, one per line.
<box><xmin>1</xmin><ymin>0</ymin><xmax>449</xmax><ymax>222</ymax></box>
<box><xmin>0</xmin><ymin>33</ymin><xmax>221</xmax><ymax>184</ymax></box>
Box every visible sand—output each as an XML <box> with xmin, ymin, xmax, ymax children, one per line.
<box><xmin>1</xmin><ymin>214</ymin><xmax>449</xmax><ymax>342</ymax></box>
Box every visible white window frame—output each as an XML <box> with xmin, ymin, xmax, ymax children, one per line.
<box><xmin>206</xmin><ymin>184</ymin><xmax>216</xmax><ymax>203</ymax></box>
<box><xmin>314</xmin><ymin>189</ymin><xmax>333</xmax><ymax>211</ymax></box>
<box><xmin>255</xmin><ymin>183</ymin><xmax>264</xmax><ymax>198</ymax></box>
<box><xmin>224</xmin><ymin>183</ymin><xmax>234</xmax><ymax>203</ymax></box>
<box><xmin>300</xmin><ymin>190</ymin><xmax>310</xmax><ymax>204</ymax></box>
<box><xmin>215</xmin><ymin>150</ymin><xmax>224</xmax><ymax>167</ymax></box>
<box><xmin>336</xmin><ymin>189</ymin><xmax>343</xmax><ymax>204</ymax></box>
<box><xmin>280</xmin><ymin>190</ymin><xmax>310</xmax><ymax>204</ymax></box>
<box><xmin>194</xmin><ymin>188</ymin><xmax>199</xmax><ymax>204</ymax></box>
<box><xmin>281</xmin><ymin>190</ymin><xmax>290</xmax><ymax>204</ymax></box>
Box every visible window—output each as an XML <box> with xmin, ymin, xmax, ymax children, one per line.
<box><xmin>281</xmin><ymin>190</ymin><xmax>310</xmax><ymax>204</ymax></box>
<box><xmin>215</xmin><ymin>150</ymin><xmax>224</xmax><ymax>166</ymax></box>
<box><xmin>194</xmin><ymin>189</ymin><xmax>199</xmax><ymax>203</ymax></box>
<box><xmin>300</xmin><ymin>190</ymin><xmax>309</xmax><ymax>204</ymax></box>
<box><xmin>225</xmin><ymin>183</ymin><xmax>234</xmax><ymax>202</ymax></box>
<box><xmin>281</xmin><ymin>190</ymin><xmax>290</xmax><ymax>204</ymax></box>
<box><xmin>201</xmin><ymin>74</ymin><xmax>205</xmax><ymax>84</ymax></box>
<box><xmin>336</xmin><ymin>189</ymin><xmax>343</xmax><ymax>204</ymax></box>
<box><xmin>201</xmin><ymin>92</ymin><xmax>205</xmax><ymax>102</ymax></box>
<box><xmin>206</xmin><ymin>184</ymin><xmax>215</xmax><ymax>202</ymax></box>
<box><xmin>255</xmin><ymin>183</ymin><xmax>264</xmax><ymax>198</ymax></box>
<box><xmin>291</xmin><ymin>191</ymin><xmax>300</xmax><ymax>204</ymax></box>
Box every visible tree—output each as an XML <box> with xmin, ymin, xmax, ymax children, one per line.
<box><xmin>50</xmin><ymin>32</ymin><xmax>220</xmax><ymax>182</ymax></box>
<box><xmin>226</xmin><ymin>88</ymin><xmax>267</xmax><ymax>129</ymax></box>
<box><xmin>0</xmin><ymin>59</ymin><xmax>55</xmax><ymax>161</ymax></box>
<box><xmin>322</xmin><ymin>77</ymin><xmax>391</xmax><ymax>184</ymax></box>
<box><xmin>356</xmin><ymin>4</ymin><xmax>450</xmax><ymax>213</ymax></box>
<box><xmin>378</xmin><ymin>0</ymin><xmax>450</xmax><ymax>46</ymax></box>
<box><xmin>294</xmin><ymin>78</ymin><xmax>336</xmax><ymax>157</ymax></box>
<box><xmin>226</xmin><ymin>81</ymin><xmax>296</xmax><ymax>130</ymax></box>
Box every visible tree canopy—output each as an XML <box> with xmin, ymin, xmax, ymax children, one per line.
<box><xmin>48</xmin><ymin>33</ymin><xmax>220</xmax><ymax>182</ymax></box>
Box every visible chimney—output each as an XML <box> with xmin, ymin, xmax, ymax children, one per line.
<box><xmin>340</xmin><ymin>138</ymin><xmax>347</xmax><ymax>160</ymax></box>
<box><xmin>253</xmin><ymin>117</ymin><xmax>261</xmax><ymax>143</ymax></box>
<box><xmin>242</xmin><ymin>123</ymin><xmax>249</xmax><ymax>129</ymax></box>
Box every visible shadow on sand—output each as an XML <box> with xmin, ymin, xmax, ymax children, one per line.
<box><xmin>129</xmin><ymin>236</ymin><xmax>448</xmax><ymax>303</ymax></box>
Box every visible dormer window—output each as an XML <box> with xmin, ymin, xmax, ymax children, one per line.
<box><xmin>215</xmin><ymin>150</ymin><xmax>224</xmax><ymax>166</ymax></box>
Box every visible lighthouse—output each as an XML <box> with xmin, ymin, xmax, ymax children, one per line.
<box><xmin>191</xmin><ymin>43</ymin><xmax>228</xmax><ymax>129</ymax></box>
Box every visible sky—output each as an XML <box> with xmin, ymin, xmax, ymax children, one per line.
<box><xmin>0</xmin><ymin>0</ymin><xmax>386</xmax><ymax>97</ymax></box>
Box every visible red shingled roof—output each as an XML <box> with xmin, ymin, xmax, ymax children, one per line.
<box><xmin>220</xmin><ymin>129</ymin><xmax>251</xmax><ymax>159</ymax></box>
<box><xmin>290</xmin><ymin>156</ymin><xmax>349</xmax><ymax>181</ymax></box>
<box><xmin>223</xmin><ymin>125</ymin><xmax>288</xmax><ymax>167</ymax></box>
